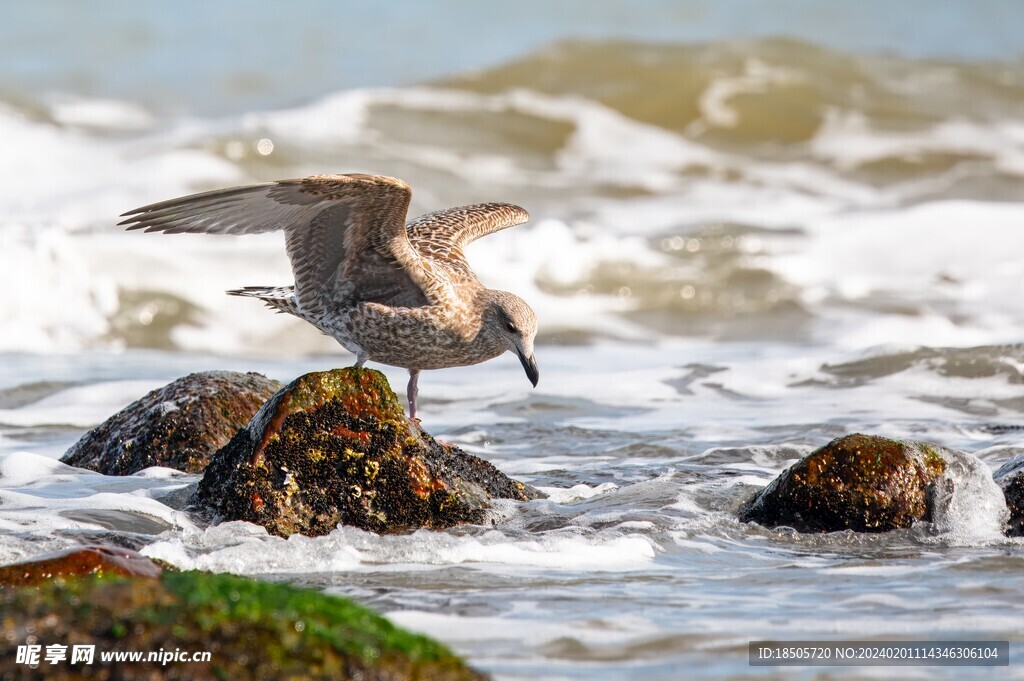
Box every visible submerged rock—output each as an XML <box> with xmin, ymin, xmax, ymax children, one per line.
<box><xmin>0</xmin><ymin>545</ymin><xmax>162</xmax><ymax>587</ymax></box>
<box><xmin>994</xmin><ymin>455</ymin><xmax>1024</xmax><ymax>537</ymax></box>
<box><xmin>193</xmin><ymin>367</ymin><xmax>541</xmax><ymax>537</ymax></box>
<box><xmin>739</xmin><ymin>433</ymin><xmax>949</xmax><ymax>533</ymax></box>
<box><xmin>62</xmin><ymin>371</ymin><xmax>282</xmax><ymax>475</ymax></box>
<box><xmin>0</xmin><ymin>567</ymin><xmax>485</xmax><ymax>680</ymax></box>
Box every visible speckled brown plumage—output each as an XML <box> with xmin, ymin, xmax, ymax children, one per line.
<box><xmin>120</xmin><ymin>174</ymin><xmax>540</xmax><ymax>418</ymax></box>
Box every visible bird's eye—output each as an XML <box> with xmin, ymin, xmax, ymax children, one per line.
<box><xmin>506</xmin><ymin>322</ymin><xmax>517</xmax><ymax>333</ymax></box>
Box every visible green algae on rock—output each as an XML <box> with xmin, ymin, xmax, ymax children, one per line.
<box><xmin>62</xmin><ymin>371</ymin><xmax>282</xmax><ymax>475</ymax></box>
<box><xmin>0</xmin><ymin>546</ymin><xmax>162</xmax><ymax>587</ymax></box>
<box><xmin>739</xmin><ymin>433</ymin><xmax>949</xmax><ymax>533</ymax></box>
<box><xmin>0</xmin><ymin>569</ymin><xmax>485</xmax><ymax>681</ymax></box>
<box><xmin>193</xmin><ymin>367</ymin><xmax>541</xmax><ymax>537</ymax></box>
<box><xmin>994</xmin><ymin>455</ymin><xmax>1024</xmax><ymax>537</ymax></box>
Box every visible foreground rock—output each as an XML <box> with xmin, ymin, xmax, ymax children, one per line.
<box><xmin>0</xmin><ymin>546</ymin><xmax>161</xmax><ymax>587</ymax></box>
<box><xmin>193</xmin><ymin>368</ymin><xmax>541</xmax><ymax>537</ymax></box>
<box><xmin>994</xmin><ymin>455</ymin><xmax>1024</xmax><ymax>537</ymax></box>
<box><xmin>62</xmin><ymin>371</ymin><xmax>281</xmax><ymax>475</ymax></box>
<box><xmin>739</xmin><ymin>434</ymin><xmax>949</xmax><ymax>533</ymax></box>
<box><xmin>0</xmin><ymin>564</ymin><xmax>484</xmax><ymax>680</ymax></box>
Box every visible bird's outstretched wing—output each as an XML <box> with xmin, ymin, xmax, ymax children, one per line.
<box><xmin>405</xmin><ymin>203</ymin><xmax>530</xmax><ymax>277</ymax></box>
<box><xmin>120</xmin><ymin>174</ymin><xmax>433</xmax><ymax>314</ymax></box>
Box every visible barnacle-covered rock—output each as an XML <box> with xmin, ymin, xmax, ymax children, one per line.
<box><xmin>994</xmin><ymin>455</ymin><xmax>1024</xmax><ymax>537</ymax></box>
<box><xmin>193</xmin><ymin>367</ymin><xmax>540</xmax><ymax>537</ymax></box>
<box><xmin>62</xmin><ymin>371</ymin><xmax>281</xmax><ymax>475</ymax></box>
<box><xmin>739</xmin><ymin>434</ymin><xmax>948</xmax><ymax>533</ymax></box>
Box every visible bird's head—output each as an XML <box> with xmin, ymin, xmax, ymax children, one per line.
<box><xmin>484</xmin><ymin>290</ymin><xmax>539</xmax><ymax>387</ymax></box>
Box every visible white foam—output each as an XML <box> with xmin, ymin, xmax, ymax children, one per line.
<box><xmin>463</xmin><ymin>217</ymin><xmax>658</xmax><ymax>341</ymax></box>
<box><xmin>823</xmin><ymin>563</ymin><xmax>938</xmax><ymax>577</ymax></box>
<box><xmin>0</xmin><ymin>225</ymin><xmax>120</xmax><ymax>352</ymax></box>
<box><xmin>540</xmin><ymin>483</ymin><xmax>618</xmax><ymax>503</ymax></box>
<box><xmin>244</xmin><ymin>88</ymin><xmax>369</xmax><ymax>146</ymax></box>
<box><xmin>0</xmin><ymin>379</ymin><xmax>162</xmax><ymax>428</ymax></box>
<box><xmin>811</xmin><ymin>109</ymin><xmax>1024</xmax><ymax>177</ymax></box>
<box><xmin>924</xmin><ymin>448</ymin><xmax>1009</xmax><ymax>545</ymax></box>
<box><xmin>48</xmin><ymin>95</ymin><xmax>156</xmax><ymax>131</ymax></box>
<box><xmin>0</xmin><ymin>450</ymin><xmax>78</xmax><ymax>486</ymax></box>
<box><xmin>698</xmin><ymin>58</ymin><xmax>805</xmax><ymax>129</ymax></box>
<box><xmin>0</xmin><ymin>451</ymin><xmax>197</xmax><ymax>563</ymax></box>
<box><xmin>143</xmin><ymin>523</ymin><xmax>658</xmax><ymax>574</ymax></box>
<box><xmin>0</xmin><ymin>103</ymin><xmax>239</xmax><ymax>228</ymax></box>
<box><xmin>0</xmin><ymin>101</ymin><xmax>246</xmax><ymax>353</ymax></box>
<box><xmin>771</xmin><ymin>200</ymin><xmax>1024</xmax><ymax>348</ymax></box>
<box><xmin>385</xmin><ymin>609</ymin><xmax>660</xmax><ymax>648</ymax></box>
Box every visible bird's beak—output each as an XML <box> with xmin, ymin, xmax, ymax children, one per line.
<box><xmin>517</xmin><ymin>349</ymin><xmax>539</xmax><ymax>387</ymax></box>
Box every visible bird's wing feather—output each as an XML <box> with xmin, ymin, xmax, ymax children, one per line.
<box><xmin>405</xmin><ymin>203</ymin><xmax>530</xmax><ymax>275</ymax></box>
<box><xmin>120</xmin><ymin>174</ymin><xmax>434</xmax><ymax>313</ymax></box>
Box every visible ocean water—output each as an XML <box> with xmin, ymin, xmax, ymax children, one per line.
<box><xmin>2</xmin><ymin>2</ymin><xmax>1024</xmax><ymax>678</ymax></box>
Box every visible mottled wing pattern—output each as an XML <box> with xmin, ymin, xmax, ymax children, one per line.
<box><xmin>406</xmin><ymin>203</ymin><xmax>531</xmax><ymax>280</ymax></box>
<box><xmin>273</xmin><ymin>176</ymin><xmax>424</xmax><ymax>311</ymax></box>
<box><xmin>120</xmin><ymin>174</ymin><xmax>432</xmax><ymax>314</ymax></box>
<box><xmin>340</xmin><ymin>246</ymin><xmax>430</xmax><ymax>308</ymax></box>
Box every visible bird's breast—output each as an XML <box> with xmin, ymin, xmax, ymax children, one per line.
<box><xmin>345</xmin><ymin>303</ymin><xmax>505</xmax><ymax>370</ymax></box>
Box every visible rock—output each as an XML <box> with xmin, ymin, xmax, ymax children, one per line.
<box><xmin>62</xmin><ymin>371</ymin><xmax>282</xmax><ymax>475</ymax></box>
<box><xmin>193</xmin><ymin>367</ymin><xmax>541</xmax><ymax>537</ymax></box>
<box><xmin>994</xmin><ymin>455</ymin><xmax>1024</xmax><ymax>537</ymax></box>
<box><xmin>0</xmin><ymin>568</ymin><xmax>485</xmax><ymax>681</ymax></box>
<box><xmin>739</xmin><ymin>433</ymin><xmax>948</xmax><ymax>533</ymax></box>
<box><xmin>0</xmin><ymin>546</ymin><xmax>162</xmax><ymax>587</ymax></box>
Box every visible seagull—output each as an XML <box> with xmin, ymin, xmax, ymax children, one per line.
<box><xmin>120</xmin><ymin>174</ymin><xmax>539</xmax><ymax>419</ymax></box>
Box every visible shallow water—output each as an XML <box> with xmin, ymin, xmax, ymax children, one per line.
<box><xmin>3</xmin><ymin>2</ymin><xmax>1024</xmax><ymax>678</ymax></box>
<box><xmin>2</xmin><ymin>343</ymin><xmax>1023</xmax><ymax>679</ymax></box>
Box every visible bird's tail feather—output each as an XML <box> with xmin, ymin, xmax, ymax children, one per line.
<box><xmin>227</xmin><ymin>285</ymin><xmax>299</xmax><ymax>315</ymax></box>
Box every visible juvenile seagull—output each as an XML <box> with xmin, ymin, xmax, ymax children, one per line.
<box><xmin>120</xmin><ymin>174</ymin><xmax>539</xmax><ymax>419</ymax></box>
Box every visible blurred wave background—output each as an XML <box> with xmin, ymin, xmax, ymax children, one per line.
<box><xmin>3</xmin><ymin>0</ymin><xmax>1024</xmax><ymax>357</ymax></box>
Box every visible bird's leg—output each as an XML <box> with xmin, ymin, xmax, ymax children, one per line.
<box><xmin>407</xmin><ymin>369</ymin><xmax>420</xmax><ymax>421</ymax></box>
<box><xmin>405</xmin><ymin>370</ymin><xmax>453</xmax><ymax>445</ymax></box>
<box><xmin>354</xmin><ymin>352</ymin><xmax>368</xmax><ymax>368</ymax></box>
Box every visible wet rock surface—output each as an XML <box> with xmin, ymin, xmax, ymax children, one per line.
<box><xmin>0</xmin><ymin>546</ymin><xmax>162</xmax><ymax>587</ymax></box>
<box><xmin>62</xmin><ymin>371</ymin><xmax>282</xmax><ymax>475</ymax></box>
<box><xmin>739</xmin><ymin>433</ymin><xmax>949</xmax><ymax>533</ymax></box>
<box><xmin>193</xmin><ymin>367</ymin><xmax>541</xmax><ymax>538</ymax></box>
<box><xmin>994</xmin><ymin>455</ymin><xmax>1024</xmax><ymax>537</ymax></box>
<box><xmin>0</xmin><ymin>566</ymin><xmax>485</xmax><ymax>681</ymax></box>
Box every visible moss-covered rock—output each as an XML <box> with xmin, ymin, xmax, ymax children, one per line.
<box><xmin>62</xmin><ymin>371</ymin><xmax>282</xmax><ymax>475</ymax></box>
<box><xmin>192</xmin><ymin>368</ymin><xmax>541</xmax><ymax>537</ymax></box>
<box><xmin>739</xmin><ymin>433</ymin><xmax>949</xmax><ymax>533</ymax></box>
<box><xmin>0</xmin><ymin>568</ymin><xmax>485</xmax><ymax>680</ymax></box>
<box><xmin>0</xmin><ymin>546</ymin><xmax>162</xmax><ymax>587</ymax></box>
<box><xmin>994</xmin><ymin>455</ymin><xmax>1024</xmax><ymax>537</ymax></box>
